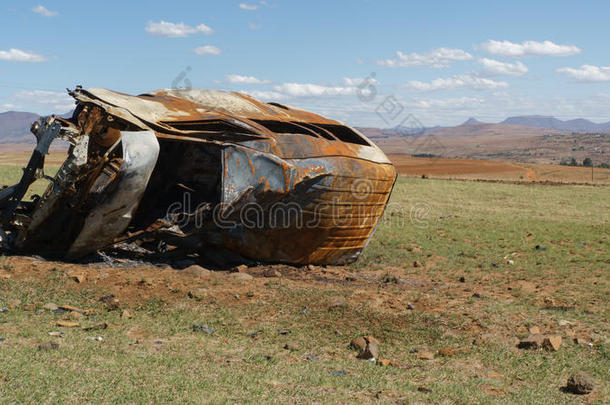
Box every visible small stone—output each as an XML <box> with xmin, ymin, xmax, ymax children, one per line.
<box><xmin>69</xmin><ymin>272</ymin><xmax>86</xmax><ymax>283</ymax></box>
<box><xmin>43</xmin><ymin>303</ymin><xmax>58</xmax><ymax>311</ymax></box>
<box><xmin>528</xmin><ymin>326</ymin><xmax>541</xmax><ymax>335</ymax></box>
<box><xmin>99</xmin><ymin>295</ymin><xmax>120</xmax><ymax>310</ymax></box>
<box><xmin>357</xmin><ymin>339</ymin><xmax>379</xmax><ymax>360</ymax></box>
<box><xmin>566</xmin><ymin>372</ymin><xmax>594</xmax><ymax>395</ymax></box>
<box><xmin>82</xmin><ymin>322</ymin><xmax>108</xmax><ymax>331</ymax></box>
<box><xmin>350</xmin><ymin>336</ymin><xmax>367</xmax><ymax>352</ymax></box>
<box><xmin>228</xmin><ymin>272</ymin><xmax>253</xmax><ymax>281</ymax></box>
<box><xmin>263</xmin><ymin>269</ymin><xmax>282</xmax><ymax>278</ymax></box>
<box><xmin>507</xmin><ymin>259</ymin><xmax>515</xmax><ymax>265</ymax></box>
<box><xmin>23</xmin><ymin>304</ymin><xmax>36</xmax><ymax>311</ymax></box>
<box><xmin>85</xmin><ymin>336</ymin><xmax>103</xmax><ymax>342</ymax></box>
<box><xmin>38</xmin><ymin>341</ymin><xmax>59</xmax><ymax>351</ymax></box>
<box><xmin>418</xmin><ymin>351</ymin><xmax>435</xmax><ymax>360</ymax></box>
<box><xmin>233</xmin><ymin>264</ymin><xmax>248</xmax><ymax>273</ymax></box>
<box><xmin>302</xmin><ymin>353</ymin><xmax>319</xmax><ymax>361</ymax></box>
<box><xmin>413</xmin><ymin>261</ymin><xmax>421</xmax><ymax>268</ymax></box>
<box><xmin>558</xmin><ymin>319</ymin><xmax>573</xmax><ymax>327</ymax></box>
<box><xmin>182</xmin><ymin>265</ymin><xmax>211</xmax><ymax>277</ymax></box>
<box><xmin>417</xmin><ymin>386</ymin><xmax>432</xmax><ymax>393</ymax></box>
<box><xmin>407</xmin><ymin>303</ymin><xmax>415</xmax><ymax>310</ymax></box>
<box><xmin>121</xmin><ymin>309</ymin><xmax>132</xmax><ymax>319</ymax></box>
<box><xmin>377</xmin><ymin>359</ymin><xmax>391</xmax><ymax>367</ymax></box>
<box><xmin>438</xmin><ymin>347</ymin><xmax>455</xmax><ymax>357</ymax></box>
<box><xmin>192</xmin><ymin>324</ymin><xmax>215</xmax><ymax>334</ymax></box>
<box><xmin>59</xmin><ymin>305</ymin><xmax>84</xmax><ymax>313</ymax></box>
<box><xmin>330</xmin><ymin>370</ymin><xmax>347</xmax><ymax>376</ymax></box>
<box><xmin>7</xmin><ymin>299</ymin><xmax>21</xmax><ymax>309</ymax></box>
<box><xmin>277</xmin><ymin>329</ymin><xmax>291</xmax><ymax>335</ymax></box>
<box><xmin>543</xmin><ymin>335</ymin><xmax>562</xmax><ymax>351</ymax></box>
<box><xmin>284</xmin><ymin>342</ymin><xmax>299</xmax><ymax>351</ymax></box>
<box><xmin>517</xmin><ymin>334</ymin><xmax>544</xmax><ymax>349</ymax></box>
<box><xmin>188</xmin><ymin>288</ymin><xmax>208</xmax><ymax>300</ymax></box>
<box><xmin>48</xmin><ymin>331</ymin><xmax>63</xmax><ymax>337</ymax></box>
<box><xmin>459</xmin><ymin>276</ymin><xmax>466</xmax><ymax>283</ymax></box>
<box><xmin>307</xmin><ymin>264</ymin><xmax>316</xmax><ymax>271</ymax></box>
<box><xmin>56</xmin><ymin>320</ymin><xmax>79</xmax><ymax>327</ymax></box>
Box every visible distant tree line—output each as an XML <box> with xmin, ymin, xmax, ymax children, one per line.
<box><xmin>560</xmin><ymin>157</ymin><xmax>610</xmax><ymax>168</ymax></box>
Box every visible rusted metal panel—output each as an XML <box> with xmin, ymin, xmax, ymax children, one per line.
<box><xmin>0</xmin><ymin>87</ymin><xmax>397</xmax><ymax>265</ymax></box>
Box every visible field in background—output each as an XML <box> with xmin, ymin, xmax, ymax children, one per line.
<box><xmin>0</xmin><ymin>174</ymin><xmax>608</xmax><ymax>403</ymax></box>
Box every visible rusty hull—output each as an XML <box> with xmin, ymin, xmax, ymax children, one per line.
<box><xmin>0</xmin><ymin>87</ymin><xmax>396</xmax><ymax>265</ymax></box>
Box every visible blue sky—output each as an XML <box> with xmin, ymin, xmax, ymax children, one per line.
<box><xmin>2</xmin><ymin>0</ymin><xmax>610</xmax><ymax>127</ymax></box>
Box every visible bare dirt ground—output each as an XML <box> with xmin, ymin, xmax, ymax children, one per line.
<box><xmin>389</xmin><ymin>154</ymin><xmax>610</xmax><ymax>185</ymax></box>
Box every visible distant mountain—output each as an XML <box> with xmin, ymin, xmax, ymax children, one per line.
<box><xmin>461</xmin><ymin>117</ymin><xmax>484</xmax><ymax>126</ymax></box>
<box><xmin>501</xmin><ymin>115</ymin><xmax>610</xmax><ymax>132</ymax></box>
<box><xmin>0</xmin><ymin>111</ymin><xmax>39</xmax><ymax>144</ymax></box>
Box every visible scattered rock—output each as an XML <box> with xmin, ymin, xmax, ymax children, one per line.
<box><xmin>357</xmin><ymin>340</ymin><xmax>379</xmax><ymax>360</ymax></box>
<box><xmin>86</xmin><ymin>336</ymin><xmax>103</xmax><ymax>342</ymax></box>
<box><xmin>59</xmin><ymin>305</ymin><xmax>84</xmax><ymax>313</ymax></box>
<box><xmin>0</xmin><ymin>337</ymin><xmax>5</xmax><ymax>342</ymax></box>
<box><xmin>263</xmin><ymin>269</ymin><xmax>282</xmax><ymax>278</ymax></box>
<box><xmin>377</xmin><ymin>359</ymin><xmax>391</xmax><ymax>367</ymax></box>
<box><xmin>99</xmin><ymin>295</ymin><xmax>120</xmax><ymax>310</ymax></box>
<box><xmin>7</xmin><ymin>299</ymin><xmax>21</xmax><ymax>309</ymax></box>
<box><xmin>459</xmin><ymin>276</ymin><xmax>466</xmax><ymax>283</ymax></box>
<box><xmin>302</xmin><ymin>353</ymin><xmax>320</xmax><ymax>361</ymax></box>
<box><xmin>233</xmin><ymin>264</ymin><xmax>248</xmax><ymax>273</ymax></box>
<box><xmin>56</xmin><ymin>320</ymin><xmax>79</xmax><ymax>328</ymax></box>
<box><xmin>558</xmin><ymin>319</ymin><xmax>573</xmax><ymax>327</ymax></box>
<box><xmin>121</xmin><ymin>309</ymin><xmax>132</xmax><ymax>319</ymax></box>
<box><xmin>43</xmin><ymin>303</ymin><xmax>58</xmax><ymax>311</ymax></box>
<box><xmin>23</xmin><ymin>304</ymin><xmax>36</xmax><ymax>311</ymax></box>
<box><xmin>48</xmin><ymin>331</ymin><xmax>63</xmax><ymax>337</ymax></box>
<box><xmin>188</xmin><ymin>288</ymin><xmax>208</xmax><ymax>300</ymax></box>
<box><xmin>534</xmin><ymin>245</ymin><xmax>547</xmax><ymax>251</ymax></box>
<box><xmin>68</xmin><ymin>272</ymin><xmax>86</xmax><ymax>283</ymax></box>
<box><xmin>277</xmin><ymin>329</ymin><xmax>291</xmax><ymax>335</ymax></box>
<box><xmin>565</xmin><ymin>372</ymin><xmax>594</xmax><ymax>395</ymax></box>
<box><xmin>82</xmin><ymin>322</ymin><xmax>108</xmax><ymax>331</ymax></box>
<box><xmin>417</xmin><ymin>386</ymin><xmax>432</xmax><ymax>393</ymax></box>
<box><xmin>573</xmin><ymin>337</ymin><xmax>590</xmax><ymax>346</ymax></box>
<box><xmin>330</xmin><ymin>370</ymin><xmax>347</xmax><ymax>376</ymax></box>
<box><xmin>517</xmin><ymin>334</ymin><xmax>544</xmax><ymax>349</ymax></box>
<box><xmin>438</xmin><ymin>347</ymin><xmax>455</xmax><ymax>357</ymax></box>
<box><xmin>543</xmin><ymin>335</ymin><xmax>562</xmax><ymax>351</ymax></box>
<box><xmin>507</xmin><ymin>259</ymin><xmax>515</xmax><ymax>265</ymax></box>
<box><xmin>528</xmin><ymin>326</ymin><xmax>541</xmax><ymax>335</ymax></box>
<box><xmin>418</xmin><ymin>351</ymin><xmax>435</xmax><ymax>360</ymax></box>
<box><xmin>407</xmin><ymin>303</ymin><xmax>415</xmax><ymax>310</ymax></box>
<box><xmin>350</xmin><ymin>336</ymin><xmax>367</xmax><ymax>352</ymax></box>
<box><xmin>307</xmin><ymin>264</ymin><xmax>317</xmax><ymax>271</ymax></box>
<box><xmin>228</xmin><ymin>272</ymin><xmax>253</xmax><ymax>281</ymax></box>
<box><xmin>284</xmin><ymin>342</ymin><xmax>299</xmax><ymax>351</ymax></box>
<box><xmin>182</xmin><ymin>265</ymin><xmax>211</xmax><ymax>277</ymax></box>
<box><xmin>192</xmin><ymin>324</ymin><xmax>215</xmax><ymax>334</ymax></box>
<box><xmin>413</xmin><ymin>261</ymin><xmax>421</xmax><ymax>268</ymax></box>
<box><xmin>38</xmin><ymin>341</ymin><xmax>59</xmax><ymax>351</ymax></box>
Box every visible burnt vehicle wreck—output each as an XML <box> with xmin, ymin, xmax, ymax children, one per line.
<box><xmin>0</xmin><ymin>87</ymin><xmax>396</xmax><ymax>265</ymax></box>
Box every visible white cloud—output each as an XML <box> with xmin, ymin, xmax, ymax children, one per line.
<box><xmin>342</xmin><ymin>77</ymin><xmax>379</xmax><ymax>86</ymax></box>
<box><xmin>478</xmin><ymin>58</ymin><xmax>528</xmax><ymax>76</ymax></box>
<box><xmin>376</xmin><ymin>48</ymin><xmax>473</xmax><ymax>68</ymax></box>
<box><xmin>239</xmin><ymin>3</ymin><xmax>258</xmax><ymax>10</ymax></box>
<box><xmin>0</xmin><ymin>103</ymin><xmax>19</xmax><ymax>111</ymax></box>
<box><xmin>245</xmin><ymin>90</ymin><xmax>287</xmax><ymax>100</ymax></box>
<box><xmin>145</xmin><ymin>21</ymin><xmax>214</xmax><ymax>37</ymax></box>
<box><xmin>411</xmin><ymin>97</ymin><xmax>484</xmax><ymax>109</ymax></box>
<box><xmin>0</xmin><ymin>49</ymin><xmax>47</xmax><ymax>62</ymax></box>
<box><xmin>480</xmin><ymin>40</ymin><xmax>581</xmax><ymax>57</ymax></box>
<box><xmin>272</xmin><ymin>83</ymin><xmax>358</xmax><ymax>97</ymax></box>
<box><xmin>227</xmin><ymin>74</ymin><xmax>271</xmax><ymax>84</ymax></box>
<box><xmin>194</xmin><ymin>45</ymin><xmax>221</xmax><ymax>55</ymax></box>
<box><xmin>12</xmin><ymin>90</ymin><xmax>74</xmax><ymax>112</ymax></box>
<box><xmin>406</xmin><ymin>74</ymin><xmax>509</xmax><ymax>91</ymax></box>
<box><xmin>557</xmin><ymin>64</ymin><xmax>610</xmax><ymax>82</ymax></box>
<box><xmin>32</xmin><ymin>5</ymin><xmax>58</xmax><ymax>17</ymax></box>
